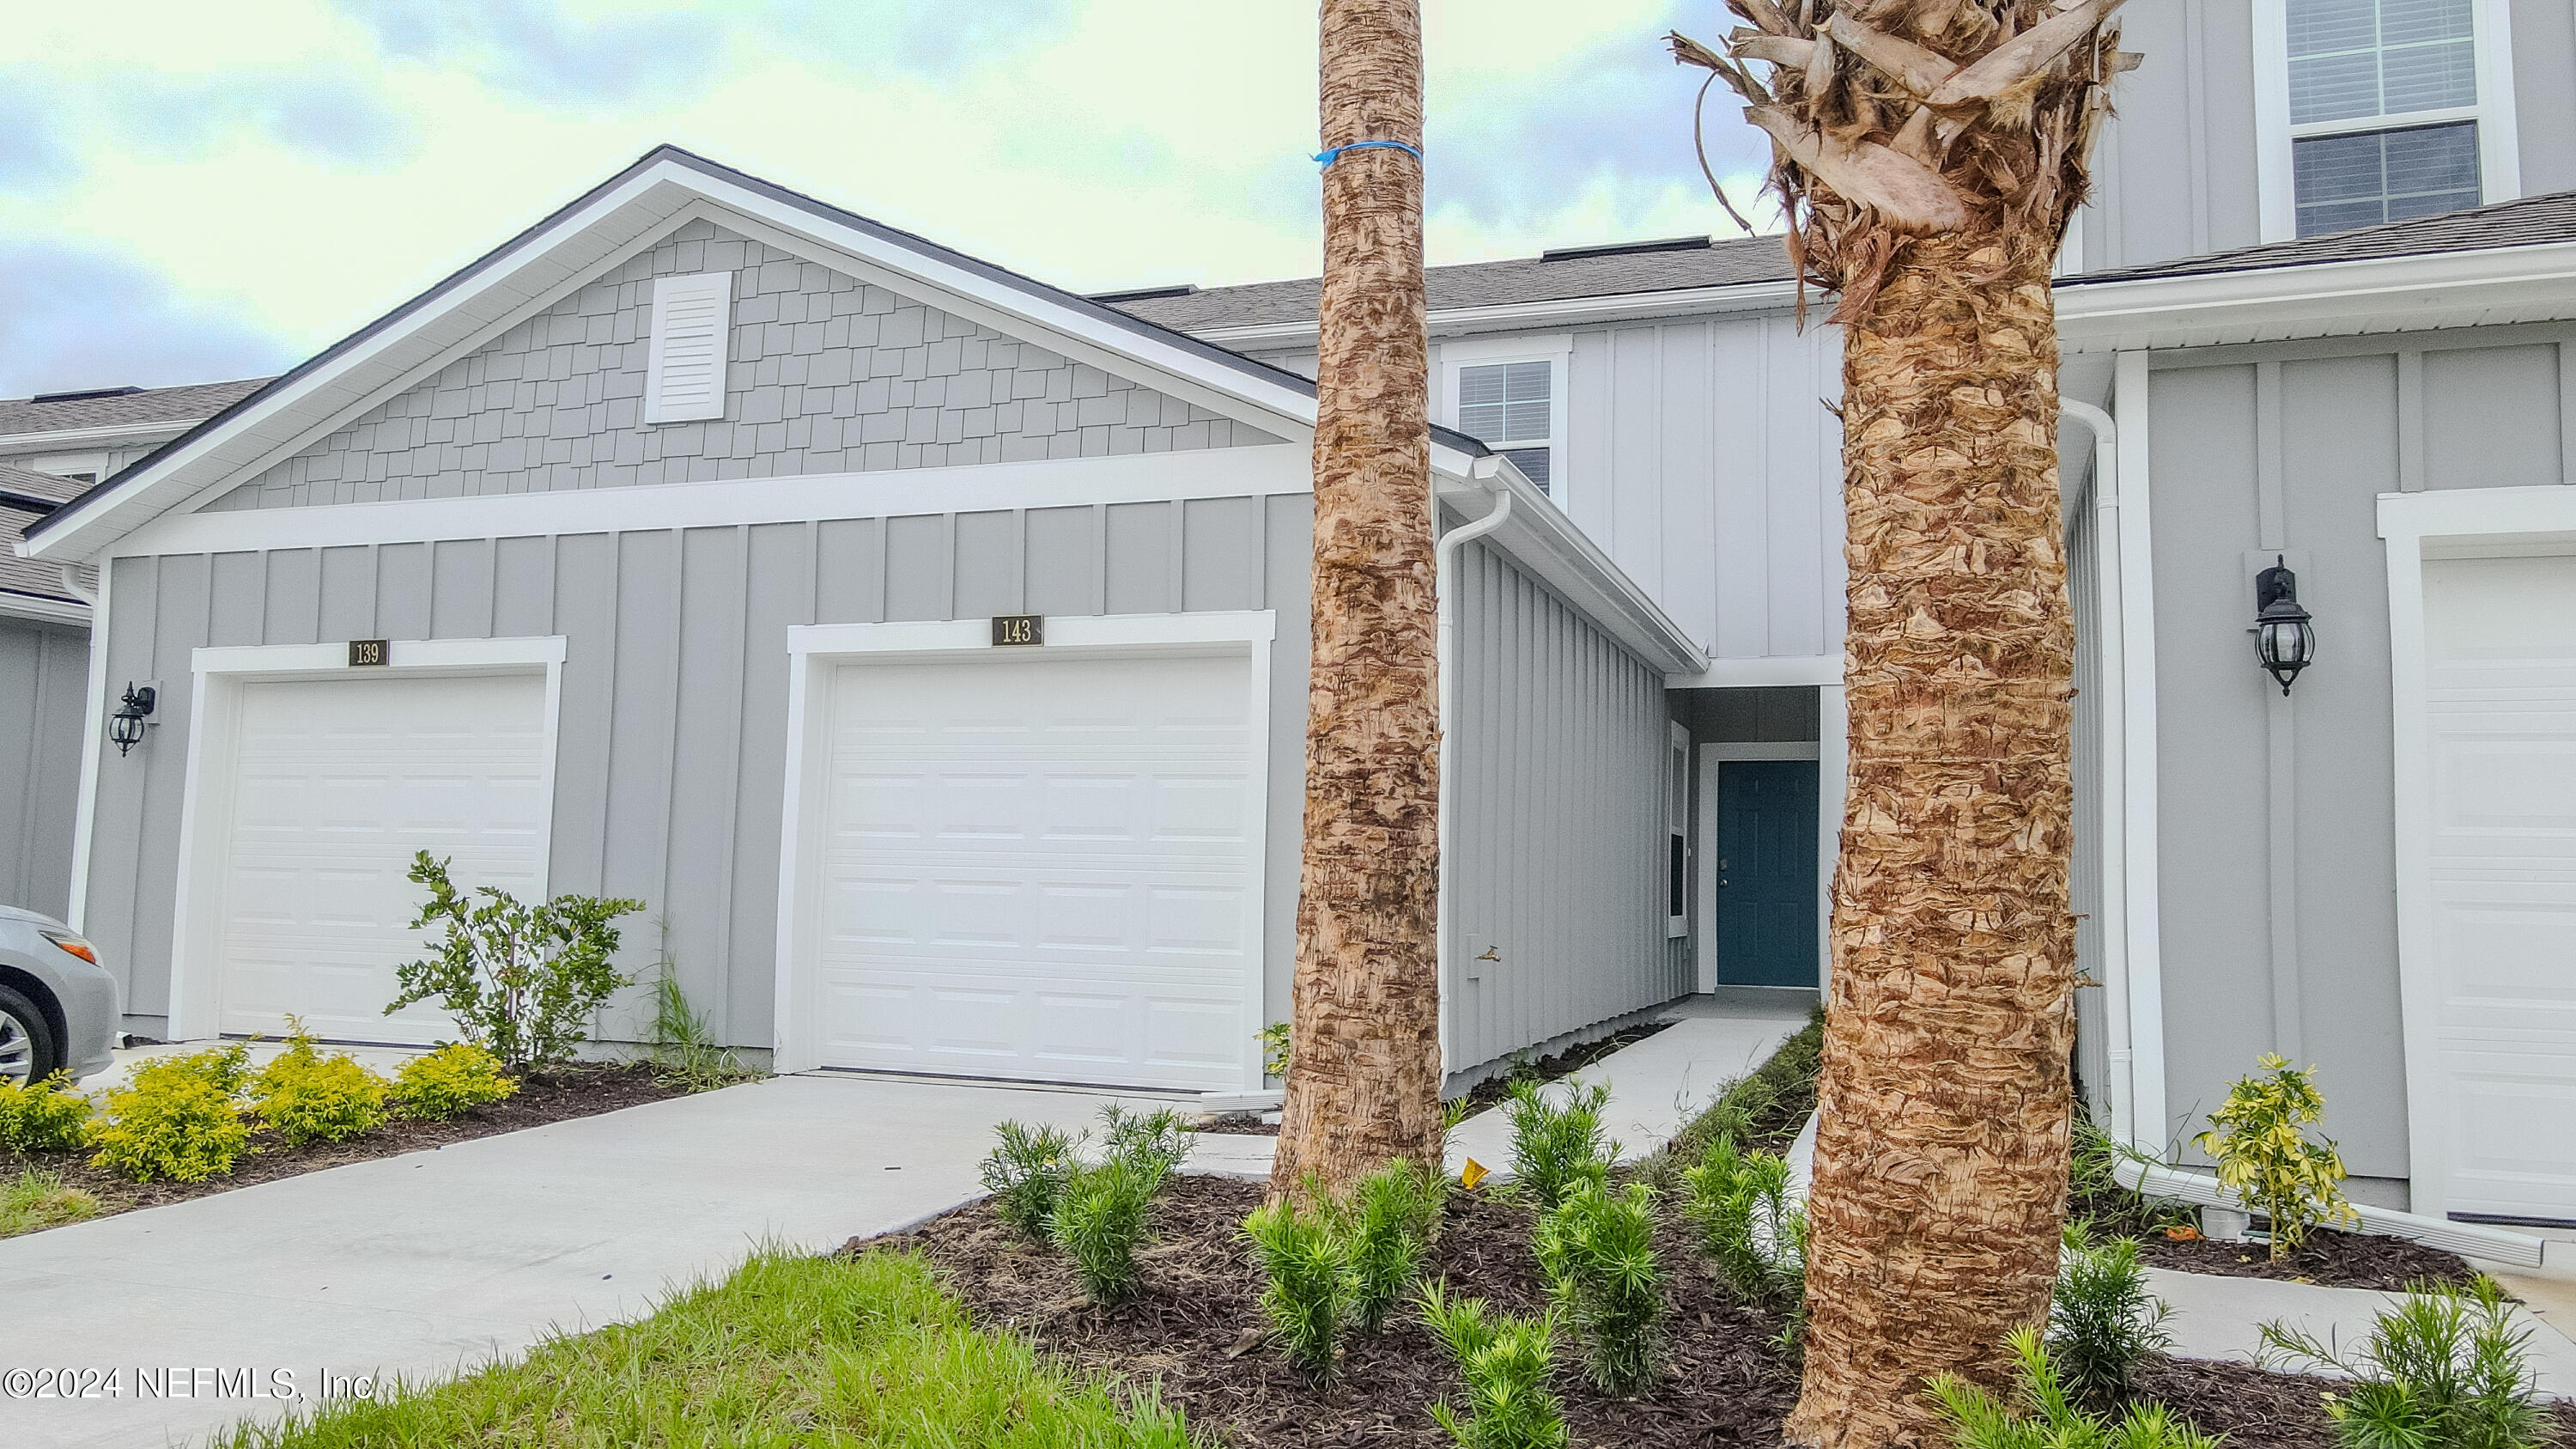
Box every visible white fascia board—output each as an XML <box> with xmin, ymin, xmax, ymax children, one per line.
<box><xmin>0</xmin><ymin>589</ymin><xmax>88</xmax><ymax>626</ymax></box>
<box><xmin>1665</xmin><ymin>654</ymin><xmax>1843</xmax><ymax>689</ymax></box>
<box><xmin>2377</xmin><ymin>483</ymin><xmax>2576</xmax><ymax>546</ymax></box>
<box><xmin>109</xmin><ymin>446</ymin><xmax>1318</xmax><ymax>559</ymax></box>
<box><xmin>1190</xmin><ymin>277</ymin><xmax>1806</xmax><ymax>350</ymax></box>
<box><xmin>0</xmin><ymin>419</ymin><xmax>206</xmax><ymax>453</ymax></box>
<box><xmin>2056</xmin><ymin>242</ymin><xmax>2576</xmax><ymax>354</ymax></box>
<box><xmin>1443</xmin><ymin>460</ymin><xmax>1707</xmax><ymax>676</ymax></box>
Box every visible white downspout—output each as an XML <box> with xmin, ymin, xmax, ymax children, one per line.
<box><xmin>1435</xmin><ymin>461</ymin><xmax>1515</xmax><ymax>1076</ymax></box>
<box><xmin>2061</xmin><ymin>398</ymin><xmax>2135</xmax><ymax>1148</ymax></box>
<box><xmin>2111</xmin><ymin>351</ymin><xmax>2168</xmax><ymax>1154</ymax></box>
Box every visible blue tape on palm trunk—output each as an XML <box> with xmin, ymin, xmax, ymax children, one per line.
<box><xmin>1314</xmin><ymin>140</ymin><xmax>1424</xmax><ymax>167</ymax></box>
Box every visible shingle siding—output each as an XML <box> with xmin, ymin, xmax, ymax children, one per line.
<box><xmin>204</xmin><ymin>220</ymin><xmax>1279</xmax><ymax>512</ymax></box>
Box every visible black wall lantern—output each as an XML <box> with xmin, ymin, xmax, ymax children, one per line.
<box><xmin>2252</xmin><ymin>557</ymin><xmax>2315</xmax><ymax>696</ymax></box>
<box><xmin>108</xmin><ymin>683</ymin><xmax>156</xmax><ymax>757</ymax></box>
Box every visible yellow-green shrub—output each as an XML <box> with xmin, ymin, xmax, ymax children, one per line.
<box><xmin>2196</xmin><ymin>1053</ymin><xmax>2359</xmax><ymax>1260</ymax></box>
<box><xmin>250</xmin><ymin>1026</ymin><xmax>392</xmax><ymax>1146</ymax></box>
<box><xmin>392</xmin><ymin>1042</ymin><xmax>518</xmax><ymax>1120</ymax></box>
<box><xmin>0</xmin><ymin>1072</ymin><xmax>94</xmax><ymax>1154</ymax></box>
<box><xmin>88</xmin><ymin>1085</ymin><xmax>247</xmax><ymax>1183</ymax></box>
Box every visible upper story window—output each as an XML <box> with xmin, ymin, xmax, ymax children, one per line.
<box><xmin>1443</xmin><ymin>337</ymin><xmax>1570</xmax><ymax>501</ymax></box>
<box><xmin>2262</xmin><ymin>0</ymin><xmax>2519</xmax><ymax>240</ymax></box>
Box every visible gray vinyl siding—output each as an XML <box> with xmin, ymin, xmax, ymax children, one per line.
<box><xmin>2077</xmin><ymin>0</ymin><xmax>2576</xmax><ymax>275</ymax></box>
<box><xmin>0</xmin><ymin>617</ymin><xmax>86</xmax><ymax>920</ymax></box>
<box><xmin>1444</xmin><ymin>538</ymin><xmax>1687</xmax><ymax>1074</ymax></box>
<box><xmin>81</xmin><ymin>483</ymin><xmax>1320</xmax><ymax>1045</ymax></box>
<box><xmin>2142</xmin><ymin>323</ymin><xmax>2576</xmax><ymax>1179</ymax></box>
<box><xmin>204</xmin><ymin>220</ymin><xmax>1277</xmax><ymax>512</ymax></box>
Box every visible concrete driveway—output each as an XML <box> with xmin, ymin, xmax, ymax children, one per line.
<box><xmin>0</xmin><ymin>1073</ymin><xmax>1135</xmax><ymax>1449</ymax></box>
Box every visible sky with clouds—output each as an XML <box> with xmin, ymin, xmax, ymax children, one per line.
<box><xmin>0</xmin><ymin>0</ymin><xmax>1777</xmax><ymax>400</ymax></box>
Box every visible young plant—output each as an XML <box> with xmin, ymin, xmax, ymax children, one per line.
<box><xmin>389</xmin><ymin>851</ymin><xmax>645</xmax><ymax>1075</ymax></box>
<box><xmin>1098</xmin><ymin>1103</ymin><xmax>1194</xmax><ymax>1180</ymax></box>
<box><xmin>2068</xmin><ymin>1114</ymin><xmax>2195</xmax><ymax>1238</ymax></box>
<box><xmin>0</xmin><ymin>1071</ymin><xmax>94</xmax><ymax>1153</ymax></box>
<box><xmin>248</xmin><ymin>1022</ymin><xmax>392</xmax><ymax>1146</ymax></box>
<box><xmin>2194</xmin><ymin>1053</ymin><xmax>2359</xmax><ymax>1260</ymax></box>
<box><xmin>1258</xmin><ymin>1021</ymin><xmax>1293</xmax><ymax>1081</ymax></box>
<box><xmin>979</xmin><ymin>1120</ymin><xmax>1078</xmax><ymax>1238</ymax></box>
<box><xmin>392</xmin><ymin>1042</ymin><xmax>519</xmax><ymax>1120</ymax></box>
<box><xmin>2050</xmin><ymin>1222</ymin><xmax>2172</xmax><ymax>1404</ymax></box>
<box><xmin>1417</xmin><ymin>1282</ymin><xmax>1570</xmax><ymax>1449</ymax></box>
<box><xmin>1533</xmin><ymin>1179</ymin><xmax>1662</xmax><ymax>1395</ymax></box>
<box><xmin>1504</xmin><ymin>1077</ymin><xmax>1614</xmax><ymax>1211</ymax></box>
<box><xmin>1048</xmin><ymin>1154</ymin><xmax>1162</xmax><ymax>1305</ymax></box>
<box><xmin>1680</xmin><ymin>1135</ymin><xmax>1808</xmax><ymax>1349</ymax></box>
<box><xmin>646</xmin><ymin>962</ymin><xmax>759</xmax><ymax>1093</ymax></box>
<box><xmin>1931</xmin><ymin>1329</ymin><xmax>2221</xmax><ymax>1449</ymax></box>
<box><xmin>1242</xmin><ymin>1195</ymin><xmax>1354</xmax><ymax>1381</ymax></box>
<box><xmin>2258</xmin><ymin>1276</ymin><xmax>2546</xmax><ymax>1449</ymax></box>
<box><xmin>1345</xmin><ymin>1157</ymin><xmax>1443</xmax><ymax>1333</ymax></box>
<box><xmin>86</xmin><ymin>1044</ymin><xmax>255</xmax><ymax>1183</ymax></box>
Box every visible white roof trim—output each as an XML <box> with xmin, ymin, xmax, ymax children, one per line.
<box><xmin>0</xmin><ymin>419</ymin><xmax>208</xmax><ymax>453</ymax></box>
<box><xmin>18</xmin><ymin>149</ymin><xmax>1488</xmax><ymax>564</ymax></box>
<box><xmin>0</xmin><ymin>589</ymin><xmax>88</xmax><ymax>626</ymax></box>
<box><xmin>1441</xmin><ymin>459</ymin><xmax>1707</xmax><ymax>676</ymax></box>
<box><xmin>2056</xmin><ymin>239</ymin><xmax>2576</xmax><ymax>353</ymax></box>
<box><xmin>1191</xmin><ymin>278</ymin><xmax>1806</xmax><ymax>349</ymax></box>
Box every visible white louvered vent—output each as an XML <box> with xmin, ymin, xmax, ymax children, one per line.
<box><xmin>644</xmin><ymin>271</ymin><xmax>733</xmax><ymax>423</ymax></box>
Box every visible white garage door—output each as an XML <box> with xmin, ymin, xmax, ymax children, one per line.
<box><xmin>215</xmin><ymin>671</ymin><xmax>551</xmax><ymax>1044</ymax></box>
<box><xmin>814</xmin><ymin>648</ymin><xmax>1259</xmax><ymax>1091</ymax></box>
<box><xmin>2424</xmin><ymin>553</ymin><xmax>2576</xmax><ymax>1223</ymax></box>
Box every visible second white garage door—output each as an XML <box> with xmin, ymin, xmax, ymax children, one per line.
<box><xmin>814</xmin><ymin>648</ymin><xmax>1261</xmax><ymax>1091</ymax></box>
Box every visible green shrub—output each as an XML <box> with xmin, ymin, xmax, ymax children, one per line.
<box><xmin>1504</xmin><ymin>1077</ymin><xmax>1613</xmax><ymax>1211</ymax></box>
<box><xmin>645</xmin><ymin>965</ymin><xmax>759</xmax><ymax>1093</ymax></box>
<box><xmin>1346</xmin><ymin>1157</ymin><xmax>1443</xmax><ymax>1334</ymax></box>
<box><xmin>1098</xmin><ymin>1103</ymin><xmax>1194</xmax><ymax>1178</ymax></box>
<box><xmin>2258</xmin><ymin>1276</ymin><xmax>2546</xmax><ymax>1449</ymax></box>
<box><xmin>0</xmin><ymin>1071</ymin><xmax>94</xmax><ymax>1153</ymax></box>
<box><xmin>1654</xmin><ymin>1003</ymin><xmax>1826</xmax><ymax>1184</ymax></box>
<box><xmin>87</xmin><ymin>1060</ymin><xmax>252</xmax><ymax>1184</ymax></box>
<box><xmin>1418</xmin><ymin>1282</ymin><xmax>1569</xmax><ymax>1449</ymax></box>
<box><xmin>249</xmin><ymin>1024</ymin><xmax>392</xmax><ymax>1147</ymax></box>
<box><xmin>1534</xmin><ymin>1179</ymin><xmax>1662</xmax><ymax>1395</ymax></box>
<box><xmin>1048</xmin><ymin>1155</ymin><xmax>1163</xmax><ymax>1305</ymax></box>
<box><xmin>1243</xmin><ymin>1195</ymin><xmax>1354</xmax><ymax>1382</ymax></box>
<box><xmin>392</xmin><ymin>1042</ymin><xmax>519</xmax><ymax>1120</ymax></box>
<box><xmin>2195</xmin><ymin>1053</ymin><xmax>2359</xmax><ymax>1260</ymax></box>
<box><xmin>133</xmin><ymin>1040</ymin><xmax>255</xmax><ymax>1095</ymax></box>
<box><xmin>2050</xmin><ymin>1223</ymin><xmax>2172</xmax><ymax>1405</ymax></box>
<box><xmin>389</xmin><ymin>851</ymin><xmax>644</xmax><ymax>1074</ymax></box>
<box><xmin>1259</xmin><ymin>1021</ymin><xmax>1293</xmax><ymax>1081</ymax></box>
<box><xmin>1680</xmin><ymin>1135</ymin><xmax>1808</xmax><ymax>1349</ymax></box>
<box><xmin>980</xmin><ymin>1120</ymin><xmax>1078</xmax><ymax>1238</ymax></box>
<box><xmin>1</xmin><ymin>1167</ymin><xmax>100</xmax><ymax>1238</ymax></box>
<box><xmin>1931</xmin><ymin>1328</ymin><xmax>2221</xmax><ymax>1449</ymax></box>
<box><xmin>2067</xmin><ymin>1114</ymin><xmax>2196</xmax><ymax>1239</ymax></box>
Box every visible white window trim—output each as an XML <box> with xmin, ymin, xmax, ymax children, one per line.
<box><xmin>1441</xmin><ymin>333</ymin><xmax>1571</xmax><ymax>509</ymax></box>
<box><xmin>1692</xmin><ymin>739</ymin><xmax>1829</xmax><ymax>995</ymax></box>
<box><xmin>2254</xmin><ymin>0</ymin><xmax>2522</xmax><ymax>243</ymax></box>
<box><xmin>161</xmin><ymin>635</ymin><xmax>568</xmax><ymax>1042</ymax></box>
<box><xmin>769</xmin><ymin>610</ymin><xmax>1277</xmax><ymax>1087</ymax></box>
<box><xmin>1668</xmin><ymin>721</ymin><xmax>1692</xmax><ymax>940</ymax></box>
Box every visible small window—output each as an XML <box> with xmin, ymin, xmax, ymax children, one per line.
<box><xmin>1457</xmin><ymin>360</ymin><xmax>1555</xmax><ymax>492</ymax></box>
<box><xmin>1668</xmin><ymin>723</ymin><xmax>1691</xmax><ymax>939</ymax></box>
<box><xmin>2284</xmin><ymin>0</ymin><xmax>2486</xmax><ymax>236</ymax></box>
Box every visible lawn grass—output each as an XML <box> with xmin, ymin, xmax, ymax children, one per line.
<box><xmin>206</xmin><ymin>1247</ymin><xmax>1200</xmax><ymax>1448</ymax></box>
<box><xmin>0</xmin><ymin>1168</ymin><xmax>101</xmax><ymax>1238</ymax></box>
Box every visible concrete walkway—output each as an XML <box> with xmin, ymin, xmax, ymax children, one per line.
<box><xmin>0</xmin><ymin>1073</ymin><xmax>1139</xmax><ymax>1449</ymax></box>
<box><xmin>2148</xmin><ymin>1265</ymin><xmax>2576</xmax><ymax>1398</ymax></box>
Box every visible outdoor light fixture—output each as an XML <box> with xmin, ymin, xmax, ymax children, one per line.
<box><xmin>2252</xmin><ymin>557</ymin><xmax>2315</xmax><ymax>697</ymax></box>
<box><xmin>107</xmin><ymin>683</ymin><xmax>156</xmax><ymax>757</ymax></box>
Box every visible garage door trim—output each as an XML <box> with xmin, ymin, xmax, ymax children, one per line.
<box><xmin>772</xmin><ymin>612</ymin><xmax>1276</xmax><ymax>1086</ymax></box>
<box><xmin>2384</xmin><ymin>484</ymin><xmax>2576</xmax><ymax>1221</ymax></box>
<box><xmin>165</xmin><ymin>636</ymin><xmax>568</xmax><ymax>1042</ymax></box>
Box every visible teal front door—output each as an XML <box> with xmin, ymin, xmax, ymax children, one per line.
<box><xmin>1714</xmin><ymin>759</ymin><xmax>1820</xmax><ymax>988</ymax></box>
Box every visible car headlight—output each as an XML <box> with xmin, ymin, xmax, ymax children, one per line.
<box><xmin>38</xmin><ymin>929</ymin><xmax>99</xmax><ymax>966</ymax></box>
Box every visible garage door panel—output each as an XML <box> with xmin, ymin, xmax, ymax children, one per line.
<box><xmin>814</xmin><ymin>648</ymin><xmax>1256</xmax><ymax>1090</ymax></box>
<box><xmin>213</xmin><ymin>671</ymin><xmax>551</xmax><ymax>1044</ymax></box>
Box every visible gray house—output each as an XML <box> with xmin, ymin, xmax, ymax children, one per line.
<box><xmin>17</xmin><ymin>148</ymin><xmax>1703</xmax><ymax>1094</ymax></box>
<box><xmin>1</xmin><ymin>464</ymin><xmax>92</xmax><ymax>922</ymax></box>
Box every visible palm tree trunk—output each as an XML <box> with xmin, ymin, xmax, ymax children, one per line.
<box><xmin>1268</xmin><ymin>0</ymin><xmax>1443</xmax><ymax>1200</ymax></box>
<box><xmin>1783</xmin><ymin>225</ymin><xmax>2079</xmax><ymax>1448</ymax></box>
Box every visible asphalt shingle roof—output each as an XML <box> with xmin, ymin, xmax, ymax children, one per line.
<box><xmin>0</xmin><ymin>378</ymin><xmax>274</xmax><ymax>438</ymax></box>
<box><xmin>0</xmin><ymin>462</ymin><xmax>93</xmax><ymax>608</ymax></box>
<box><xmin>2063</xmin><ymin>188</ymin><xmax>2576</xmax><ymax>287</ymax></box>
<box><xmin>1110</xmin><ymin>234</ymin><xmax>1797</xmax><ymax>332</ymax></box>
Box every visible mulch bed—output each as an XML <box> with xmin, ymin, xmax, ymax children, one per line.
<box><xmin>867</xmin><ymin>1172</ymin><xmax>2500</xmax><ymax>1449</ymax></box>
<box><xmin>2135</xmin><ymin>1224</ymin><xmax>2482</xmax><ymax>1294</ymax></box>
<box><xmin>4</xmin><ymin>1062</ymin><xmax>687</xmax><ymax>1221</ymax></box>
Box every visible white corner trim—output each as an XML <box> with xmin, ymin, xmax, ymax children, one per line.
<box><xmin>162</xmin><ymin>635</ymin><xmax>568</xmax><ymax>1041</ymax></box>
<box><xmin>2251</xmin><ymin>0</ymin><xmax>2294</xmax><ymax>243</ymax></box>
<box><xmin>2471</xmin><ymin>0</ymin><xmax>2523</xmax><ymax>204</ymax></box>
<box><xmin>769</xmin><ymin>609</ymin><xmax>1275</xmax><ymax>1082</ymax></box>
<box><xmin>65</xmin><ymin>564</ymin><xmax>113</xmax><ymax>934</ymax></box>
<box><xmin>2111</xmin><ymin>351</ymin><xmax>2167</xmax><ymax>1154</ymax></box>
<box><xmin>108</xmin><ymin>447</ymin><xmax>1317</xmax><ymax>560</ymax></box>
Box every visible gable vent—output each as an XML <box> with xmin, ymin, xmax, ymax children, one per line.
<box><xmin>645</xmin><ymin>271</ymin><xmax>734</xmax><ymax>424</ymax></box>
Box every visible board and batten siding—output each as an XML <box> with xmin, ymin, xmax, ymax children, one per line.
<box><xmin>2142</xmin><ymin>324</ymin><xmax>2576</xmax><ymax>1179</ymax></box>
<box><xmin>81</xmin><ymin>485</ymin><xmax>1318</xmax><ymax>1048</ymax></box>
<box><xmin>1443</xmin><ymin>537</ymin><xmax>1688</xmax><ymax>1072</ymax></box>
<box><xmin>0</xmin><ymin>617</ymin><xmax>86</xmax><ymax>920</ymax></box>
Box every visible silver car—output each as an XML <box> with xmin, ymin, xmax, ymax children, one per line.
<box><xmin>0</xmin><ymin>904</ymin><xmax>120</xmax><ymax>1085</ymax></box>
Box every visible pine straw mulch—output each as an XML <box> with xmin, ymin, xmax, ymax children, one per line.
<box><xmin>861</xmin><ymin>1172</ymin><xmax>2543</xmax><ymax>1449</ymax></box>
<box><xmin>3</xmin><ymin>1062</ymin><xmax>687</xmax><ymax>1222</ymax></box>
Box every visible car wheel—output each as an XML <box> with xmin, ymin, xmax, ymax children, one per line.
<box><xmin>0</xmin><ymin>985</ymin><xmax>62</xmax><ymax>1086</ymax></box>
